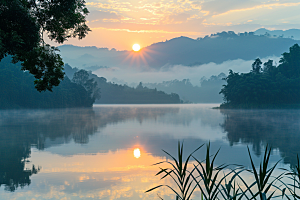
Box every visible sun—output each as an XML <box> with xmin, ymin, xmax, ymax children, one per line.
<box><xmin>133</xmin><ymin>148</ymin><xmax>141</xmax><ymax>158</ymax></box>
<box><xmin>132</xmin><ymin>44</ymin><xmax>141</xmax><ymax>51</ymax></box>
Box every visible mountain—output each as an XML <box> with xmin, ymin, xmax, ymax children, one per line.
<box><xmin>254</xmin><ymin>28</ymin><xmax>300</xmax><ymax>40</ymax></box>
<box><xmin>65</xmin><ymin>65</ymin><xmax>182</xmax><ymax>104</ymax></box>
<box><xmin>143</xmin><ymin>73</ymin><xmax>226</xmax><ymax>103</ymax></box>
<box><xmin>58</xmin><ymin>31</ymin><xmax>300</xmax><ymax>70</ymax></box>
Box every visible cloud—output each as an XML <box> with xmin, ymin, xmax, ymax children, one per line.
<box><xmin>201</xmin><ymin>0</ymin><xmax>259</xmax><ymax>16</ymax></box>
<box><xmin>211</xmin><ymin>2</ymin><xmax>300</xmax><ymax>18</ymax></box>
<box><xmin>58</xmin><ymin>0</ymin><xmax>300</xmax><ymax>50</ymax></box>
<box><xmin>91</xmin><ymin>27</ymin><xmax>202</xmax><ymax>35</ymax></box>
<box><xmin>87</xmin><ymin>10</ymin><xmax>124</xmax><ymax>22</ymax></box>
<box><xmin>93</xmin><ymin>56</ymin><xmax>280</xmax><ymax>86</ymax></box>
<box><xmin>161</xmin><ymin>13</ymin><xmax>191</xmax><ymax>24</ymax></box>
<box><xmin>86</xmin><ymin>2</ymin><xmax>132</xmax><ymax>12</ymax></box>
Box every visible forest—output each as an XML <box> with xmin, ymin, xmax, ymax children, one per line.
<box><xmin>67</xmin><ymin>65</ymin><xmax>182</xmax><ymax>104</ymax></box>
<box><xmin>220</xmin><ymin>44</ymin><xmax>300</xmax><ymax>108</ymax></box>
<box><xmin>0</xmin><ymin>57</ymin><xmax>96</xmax><ymax>109</ymax></box>
<box><xmin>0</xmin><ymin>58</ymin><xmax>181</xmax><ymax>109</ymax></box>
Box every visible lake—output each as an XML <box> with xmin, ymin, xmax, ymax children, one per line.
<box><xmin>0</xmin><ymin>104</ymin><xmax>300</xmax><ymax>200</ymax></box>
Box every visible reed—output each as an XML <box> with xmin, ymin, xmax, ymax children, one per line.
<box><xmin>146</xmin><ymin>142</ymin><xmax>288</xmax><ymax>200</ymax></box>
<box><xmin>281</xmin><ymin>154</ymin><xmax>300</xmax><ymax>199</ymax></box>
<box><xmin>191</xmin><ymin>143</ymin><xmax>228</xmax><ymax>200</ymax></box>
<box><xmin>241</xmin><ymin>145</ymin><xmax>284</xmax><ymax>200</ymax></box>
<box><xmin>145</xmin><ymin>141</ymin><xmax>203</xmax><ymax>200</ymax></box>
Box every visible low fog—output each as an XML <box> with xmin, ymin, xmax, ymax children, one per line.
<box><xmin>93</xmin><ymin>56</ymin><xmax>280</xmax><ymax>86</ymax></box>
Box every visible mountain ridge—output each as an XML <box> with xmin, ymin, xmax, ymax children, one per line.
<box><xmin>58</xmin><ymin>30</ymin><xmax>300</xmax><ymax>70</ymax></box>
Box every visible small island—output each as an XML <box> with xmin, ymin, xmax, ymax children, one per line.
<box><xmin>219</xmin><ymin>44</ymin><xmax>300</xmax><ymax>109</ymax></box>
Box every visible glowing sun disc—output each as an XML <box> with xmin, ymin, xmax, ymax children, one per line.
<box><xmin>133</xmin><ymin>148</ymin><xmax>141</xmax><ymax>158</ymax></box>
<box><xmin>132</xmin><ymin>44</ymin><xmax>141</xmax><ymax>51</ymax></box>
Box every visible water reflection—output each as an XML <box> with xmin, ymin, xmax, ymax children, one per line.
<box><xmin>1</xmin><ymin>105</ymin><xmax>300</xmax><ymax>199</ymax></box>
<box><xmin>221</xmin><ymin>109</ymin><xmax>300</xmax><ymax>166</ymax></box>
<box><xmin>0</xmin><ymin>106</ymin><xmax>180</xmax><ymax>194</ymax></box>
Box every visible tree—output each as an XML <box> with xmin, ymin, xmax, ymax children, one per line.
<box><xmin>72</xmin><ymin>69</ymin><xmax>89</xmax><ymax>86</ymax></box>
<box><xmin>278</xmin><ymin>44</ymin><xmax>300</xmax><ymax>78</ymax></box>
<box><xmin>251</xmin><ymin>58</ymin><xmax>262</xmax><ymax>74</ymax></box>
<box><xmin>263</xmin><ymin>59</ymin><xmax>276</xmax><ymax>75</ymax></box>
<box><xmin>220</xmin><ymin>44</ymin><xmax>300</xmax><ymax>108</ymax></box>
<box><xmin>72</xmin><ymin>69</ymin><xmax>101</xmax><ymax>101</ymax></box>
<box><xmin>0</xmin><ymin>0</ymin><xmax>90</xmax><ymax>91</ymax></box>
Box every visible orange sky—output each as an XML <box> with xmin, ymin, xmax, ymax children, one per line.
<box><xmin>47</xmin><ymin>0</ymin><xmax>300</xmax><ymax>50</ymax></box>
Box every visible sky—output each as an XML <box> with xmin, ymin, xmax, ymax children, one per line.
<box><xmin>48</xmin><ymin>0</ymin><xmax>300</xmax><ymax>50</ymax></box>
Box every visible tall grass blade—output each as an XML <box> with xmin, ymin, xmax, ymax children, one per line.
<box><xmin>145</xmin><ymin>141</ymin><xmax>203</xmax><ymax>200</ymax></box>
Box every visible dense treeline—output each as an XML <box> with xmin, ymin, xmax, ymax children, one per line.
<box><xmin>97</xmin><ymin>81</ymin><xmax>181</xmax><ymax>104</ymax></box>
<box><xmin>65</xmin><ymin>65</ymin><xmax>182</xmax><ymax>104</ymax></box>
<box><xmin>0</xmin><ymin>57</ymin><xmax>94</xmax><ymax>109</ymax></box>
<box><xmin>220</xmin><ymin>44</ymin><xmax>300</xmax><ymax>108</ymax></box>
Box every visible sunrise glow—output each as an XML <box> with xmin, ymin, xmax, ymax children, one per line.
<box><xmin>132</xmin><ymin>44</ymin><xmax>141</xmax><ymax>51</ymax></box>
<box><xmin>133</xmin><ymin>148</ymin><xmax>141</xmax><ymax>158</ymax></box>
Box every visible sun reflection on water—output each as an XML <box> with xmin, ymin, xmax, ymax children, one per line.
<box><xmin>133</xmin><ymin>148</ymin><xmax>141</xmax><ymax>158</ymax></box>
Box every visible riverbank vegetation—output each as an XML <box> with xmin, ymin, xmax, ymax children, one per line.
<box><xmin>220</xmin><ymin>44</ymin><xmax>300</xmax><ymax>109</ymax></box>
<box><xmin>0</xmin><ymin>58</ymin><xmax>182</xmax><ymax>109</ymax></box>
<box><xmin>0</xmin><ymin>57</ymin><xmax>96</xmax><ymax>109</ymax></box>
<box><xmin>146</xmin><ymin>142</ymin><xmax>300</xmax><ymax>200</ymax></box>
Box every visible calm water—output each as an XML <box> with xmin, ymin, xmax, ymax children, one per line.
<box><xmin>0</xmin><ymin>104</ymin><xmax>300</xmax><ymax>200</ymax></box>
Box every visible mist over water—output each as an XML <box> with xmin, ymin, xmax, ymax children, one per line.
<box><xmin>0</xmin><ymin>105</ymin><xmax>299</xmax><ymax>199</ymax></box>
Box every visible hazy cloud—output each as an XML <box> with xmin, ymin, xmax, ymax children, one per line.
<box><xmin>85</xmin><ymin>0</ymin><xmax>300</xmax><ymax>33</ymax></box>
<box><xmin>44</xmin><ymin>0</ymin><xmax>300</xmax><ymax>50</ymax></box>
<box><xmin>87</xmin><ymin>10</ymin><xmax>124</xmax><ymax>22</ymax></box>
<box><xmin>93</xmin><ymin>56</ymin><xmax>280</xmax><ymax>86</ymax></box>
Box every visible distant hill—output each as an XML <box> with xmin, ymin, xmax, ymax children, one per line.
<box><xmin>65</xmin><ymin>65</ymin><xmax>182</xmax><ymax>104</ymax></box>
<box><xmin>58</xmin><ymin>31</ymin><xmax>300</xmax><ymax>69</ymax></box>
<box><xmin>254</xmin><ymin>28</ymin><xmax>300</xmax><ymax>40</ymax></box>
<box><xmin>143</xmin><ymin>73</ymin><xmax>226</xmax><ymax>103</ymax></box>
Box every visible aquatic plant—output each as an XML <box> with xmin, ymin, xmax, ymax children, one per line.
<box><xmin>281</xmin><ymin>154</ymin><xmax>300</xmax><ymax>199</ymax></box>
<box><xmin>145</xmin><ymin>142</ymin><xmax>203</xmax><ymax>200</ymax></box>
<box><xmin>146</xmin><ymin>142</ymin><xmax>288</xmax><ymax>200</ymax></box>
<box><xmin>191</xmin><ymin>143</ymin><xmax>229</xmax><ymax>200</ymax></box>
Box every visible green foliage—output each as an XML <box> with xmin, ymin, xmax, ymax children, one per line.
<box><xmin>69</xmin><ymin>69</ymin><xmax>181</xmax><ymax>104</ymax></box>
<box><xmin>0</xmin><ymin>57</ymin><xmax>94</xmax><ymax>108</ymax></box>
<box><xmin>72</xmin><ymin>69</ymin><xmax>101</xmax><ymax>101</ymax></box>
<box><xmin>145</xmin><ymin>142</ymin><xmax>203</xmax><ymax>200</ymax></box>
<box><xmin>192</xmin><ymin>143</ymin><xmax>228</xmax><ymax>200</ymax></box>
<box><xmin>244</xmin><ymin>145</ymin><xmax>283</xmax><ymax>200</ymax></box>
<box><xmin>146</xmin><ymin>142</ymin><xmax>290</xmax><ymax>200</ymax></box>
<box><xmin>0</xmin><ymin>0</ymin><xmax>90</xmax><ymax>91</ymax></box>
<box><xmin>282</xmin><ymin>155</ymin><xmax>300</xmax><ymax>199</ymax></box>
<box><xmin>220</xmin><ymin>44</ymin><xmax>300</xmax><ymax>108</ymax></box>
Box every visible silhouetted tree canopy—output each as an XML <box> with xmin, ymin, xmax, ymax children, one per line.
<box><xmin>72</xmin><ymin>69</ymin><xmax>101</xmax><ymax>102</ymax></box>
<box><xmin>0</xmin><ymin>0</ymin><xmax>90</xmax><ymax>91</ymax></box>
<box><xmin>65</xmin><ymin>67</ymin><xmax>182</xmax><ymax>104</ymax></box>
<box><xmin>0</xmin><ymin>57</ymin><xmax>95</xmax><ymax>109</ymax></box>
<box><xmin>220</xmin><ymin>44</ymin><xmax>300</xmax><ymax>108</ymax></box>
